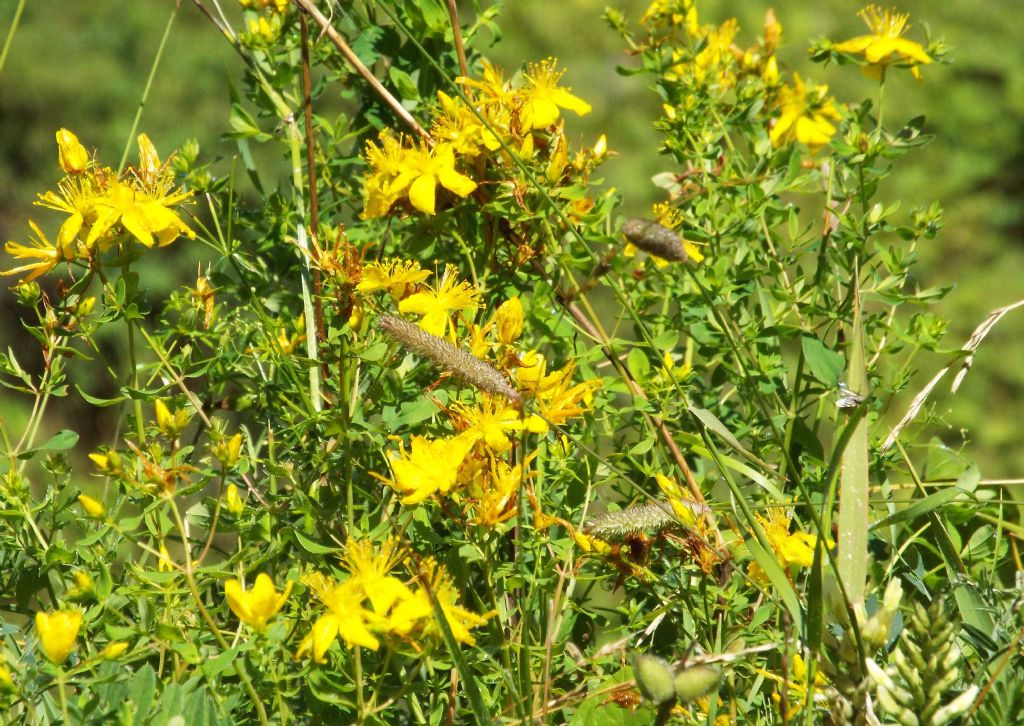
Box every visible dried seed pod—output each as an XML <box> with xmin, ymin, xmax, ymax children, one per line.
<box><xmin>621</xmin><ymin>218</ymin><xmax>690</xmax><ymax>263</ymax></box>
<box><xmin>379</xmin><ymin>314</ymin><xmax>520</xmax><ymax>404</ymax></box>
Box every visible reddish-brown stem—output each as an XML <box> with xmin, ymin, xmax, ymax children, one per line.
<box><xmin>292</xmin><ymin>0</ymin><xmax>432</xmax><ymax>142</ymax></box>
<box><xmin>445</xmin><ymin>0</ymin><xmax>469</xmax><ymax>78</ymax></box>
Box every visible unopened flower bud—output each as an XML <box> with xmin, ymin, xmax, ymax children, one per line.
<box><xmin>15</xmin><ymin>281</ymin><xmax>41</xmax><ymax>307</ymax></box>
<box><xmin>89</xmin><ymin>449</ymin><xmax>121</xmax><ymax>475</ymax></box>
<box><xmin>494</xmin><ymin>297</ymin><xmax>523</xmax><ymax>345</ymax></box>
<box><xmin>225</xmin><ymin>483</ymin><xmax>244</xmax><ymax>514</ymax></box>
<box><xmin>100</xmin><ymin>641</ymin><xmax>129</xmax><ymax>659</ymax></box>
<box><xmin>154</xmin><ymin>399</ymin><xmax>192</xmax><ymax>438</ymax></box>
<box><xmin>77</xmin><ymin>494</ymin><xmax>106</xmax><ymax>519</ymax></box>
<box><xmin>158</xmin><ymin>544</ymin><xmax>174</xmax><ymax>573</ymax></box>
<box><xmin>56</xmin><ymin>129</ymin><xmax>89</xmax><ymax>173</ymax></box>
<box><xmin>213</xmin><ymin>432</ymin><xmax>244</xmax><ymax>469</ymax></box>
<box><xmin>69</xmin><ymin>571</ymin><xmax>94</xmax><ymax>600</ymax></box>
<box><xmin>137</xmin><ymin>133</ymin><xmax>162</xmax><ymax>176</ymax></box>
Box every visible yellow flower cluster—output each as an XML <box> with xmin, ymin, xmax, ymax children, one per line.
<box><xmin>360</xmin><ymin>262</ymin><xmax>601</xmax><ymax>522</ymax></box>
<box><xmin>362</xmin><ymin>57</ymin><xmax>595</xmax><ymax>219</ymax></box>
<box><xmin>649</xmin><ymin>5</ymin><xmax>929</xmax><ymax>154</ymax></box>
<box><xmin>654</xmin><ymin>5</ymin><xmax>779</xmax><ymax>90</ymax></box>
<box><xmin>2</xmin><ymin>129</ymin><xmax>194</xmax><ymax>281</ymax></box>
<box><xmin>297</xmin><ymin>539</ymin><xmax>492</xmax><ymax>662</ymax></box>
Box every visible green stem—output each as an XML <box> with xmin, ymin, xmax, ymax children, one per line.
<box><xmin>0</xmin><ymin>0</ymin><xmax>26</xmax><ymax>80</ymax></box>
<box><xmin>126</xmin><ymin>312</ymin><xmax>146</xmax><ymax>445</ymax></box>
<box><xmin>56</xmin><ymin>668</ymin><xmax>70</xmax><ymax>724</ymax></box>
<box><xmin>118</xmin><ymin>2</ymin><xmax>180</xmax><ymax>171</ymax></box>
<box><xmin>166</xmin><ymin>496</ymin><xmax>269</xmax><ymax>725</ymax></box>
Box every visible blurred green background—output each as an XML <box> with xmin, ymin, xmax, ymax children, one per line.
<box><xmin>2</xmin><ymin>1</ymin><xmax>1022</xmax><ymax>477</ymax></box>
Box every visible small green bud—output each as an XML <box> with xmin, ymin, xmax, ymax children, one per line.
<box><xmin>673</xmin><ymin>665</ymin><xmax>722</xmax><ymax>702</ymax></box>
<box><xmin>632</xmin><ymin>654</ymin><xmax>676</xmax><ymax>705</ymax></box>
<box><xmin>15</xmin><ymin>281</ymin><xmax>41</xmax><ymax>307</ymax></box>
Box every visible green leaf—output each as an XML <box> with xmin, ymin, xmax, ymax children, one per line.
<box><xmin>746</xmin><ymin>538</ymin><xmax>803</xmax><ymax>631</ymax></box>
<box><xmin>128</xmin><ymin>664</ymin><xmax>157</xmax><ymax>726</ymax></box>
<box><xmin>421</xmin><ymin>562</ymin><xmax>493</xmax><ymax>726</ymax></box>
<box><xmin>75</xmin><ymin>384</ymin><xmax>125</xmax><ymax>407</ymax></box>
<box><xmin>837</xmin><ymin>304</ymin><xmax>869</xmax><ymax>604</ymax></box>
<box><xmin>689</xmin><ymin>406</ymin><xmax>748</xmax><ymax>457</ymax></box>
<box><xmin>626</xmin><ymin>347</ymin><xmax>650</xmax><ymax>381</ymax></box>
<box><xmin>18</xmin><ymin>429</ymin><xmax>78</xmax><ymax>459</ymax></box>
<box><xmin>293</xmin><ymin>529</ymin><xmax>340</xmax><ymax>555</ymax></box>
<box><xmin>801</xmin><ymin>335</ymin><xmax>845</xmax><ymax>387</ymax></box>
<box><xmin>870</xmin><ymin>487</ymin><xmax>967</xmax><ymax>530</ymax></box>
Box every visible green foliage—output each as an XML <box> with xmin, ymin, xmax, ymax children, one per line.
<box><xmin>0</xmin><ymin>1</ymin><xmax>1021</xmax><ymax>724</ymax></box>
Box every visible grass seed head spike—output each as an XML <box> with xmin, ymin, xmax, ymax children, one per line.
<box><xmin>380</xmin><ymin>314</ymin><xmax>521</xmax><ymax>404</ymax></box>
<box><xmin>583</xmin><ymin>502</ymin><xmax>677</xmax><ymax>543</ymax></box>
<box><xmin>621</xmin><ymin>217</ymin><xmax>690</xmax><ymax>263</ymax></box>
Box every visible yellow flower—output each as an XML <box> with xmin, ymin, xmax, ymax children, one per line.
<box><xmin>297</xmin><ymin>574</ymin><xmax>380</xmax><ymax>661</ymax></box>
<box><xmin>88</xmin><ymin>178</ymin><xmax>195</xmax><ymax>249</ymax></box>
<box><xmin>135</xmin><ymin>133</ymin><xmax>162</xmax><ymax>180</ymax></box>
<box><xmin>225</xmin><ymin>573</ymin><xmax>292</xmax><ymax>632</ymax></box>
<box><xmin>357</xmin><ymin>258</ymin><xmax>431</xmax><ymax>299</ymax></box>
<box><xmin>770</xmin><ymin>74</ymin><xmax>842</xmax><ymax>152</ymax></box>
<box><xmin>100</xmin><ymin>641</ymin><xmax>129</xmax><ymax>659</ymax></box>
<box><xmin>397</xmin><ymin>265</ymin><xmax>481</xmax><ymax>338</ymax></box>
<box><xmin>469</xmin><ymin>457</ymin><xmax>529</xmax><ymax>526</ymax></box>
<box><xmin>677</xmin><ymin>18</ymin><xmax>739</xmax><ymax>87</ymax></box>
<box><xmin>2</xmin><ymin>220</ymin><xmax>74</xmax><ymax>281</ymax></box>
<box><xmin>68</xmin><ymin>571</ymin><xmax>94</xmax><ymax>600</ymax></box>
<box><xmin>450</xmin><ymin>397</ymin><xmax>547</xmax><ymax>453</ymax></box>
<box><xmin>377</xmin><ymin>434</ymin><xmax>475</xmax><ymax>505</ymax></box>
<box><xmin>56</xmin><ymin>129</ymin><xmax>89</xmax><ymax>174</ymax></box>
<box><xmin>655</xmin><ymin>473</ymin><xmax>698</xmax><ymax>527</ymax></box>
<box><xmin>35</xmin><ymin>609</ymin><xmax>83</xmax><ymax>664</ymax></box>
<box><xmin>659</xmin><ymin>351</ymin><xmax>692</xmax><ymax>385</ymax></box>
<box><xmin>35</xmin><ymin>175</ymin><xmax>103</xmax><ymax>252</ymax></box>
<box><xmin>343</xmin><ymin>538</ymin><xmax>415</xmax><ymax>616</ymax></box>
<box><xmin>361</xmin><ymin>136</ymin><xmax>477</xmax><ymax>218</ymax></box>
<box><xmin>749</xmin><ymin>507</ymin><xmax>830</xmax><ymax>584</ymax></box>
<box><xmin>389</xmin><ymin>559</ymin><xmax>492</xmax><ymax>645</ymax></box>
<box><xmin>432</xmin><ymin>91</ymin><xmax>499</xmax><ymax>157</ymax></box>
<box><xmin>833</xmin><ymin>5</ymin><xmax>931</xmax><ymax>80</ymax></box>
<box><xmin>0</xmin><ymin>663</ymin><xmax>13</xmax><ymax>692</ymax></box>
<box><xmin>225</xmin><ymin>483</ymin><xmax>245</xmax><ymax>515</ymax></box>
<box><xmin>239</xmin><ymin>0</ymin><xmax>288</xmax><ymax>12</ymax></box>
<box><xmin>640</xmin><ymin>0</ymin><xmax>699</xmax><ymax>35</ymax></box>
<box><xmin>77</xmin><ymin>494</ymin><xmax>106</xmax><ymax>519</ymax></box>
<box><xmin>517</xmin><ymin>356</ymin><xmax>601</xmax><ymax>427</ymax></box>
<box><xmin>519</xmin><ymin>58</ymin><xmax>592</xmax><ymax>131</ymax></box>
